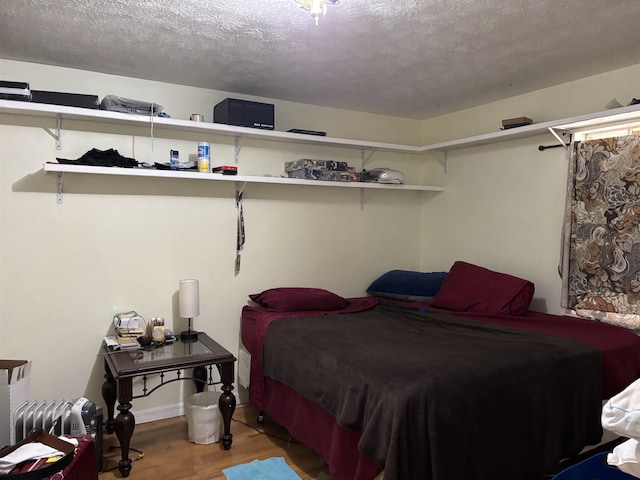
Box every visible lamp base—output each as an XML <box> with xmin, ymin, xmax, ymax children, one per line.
<box><xmin>180</xmin><ymin>330</ymin><xmax>199</xmax><ymax>343</ymax></box>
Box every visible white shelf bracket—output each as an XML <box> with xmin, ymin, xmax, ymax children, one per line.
<box><xmin>360</xmin><ymin>147</ymin><xmax>377</xmax><ymax>170</ymax></box>
<box><xmin>56</xmin><ymin>172</ymin><xmax>64</xmax><ymax>204</ymax></box>
<box><xmin>55</xmin><ymin>114</ymin><xmax>62</xmax><ymax>150</ymax></box>
<box><xmin>438</xmin><ymin>151</ymin><xmax>448</xmax><ymax>173</ymax></box>
<box><xmin>548</xmin><ymin>127</ymin><xmax>570</xmax><ymax>149</ymax></box>
<box><xmin>233</xmin><ymin>135</ymin><xmax>246</xmax><ymax>164</ymax></box>
<box><xmin>359</xmin><ymin>148</ymin><xmax>376</xmax><ymax>210</ymax></box>
<box><xmin>44</xmin><ymin>114</ymin><xmax>62</xmax><ymax>150</ymax></box>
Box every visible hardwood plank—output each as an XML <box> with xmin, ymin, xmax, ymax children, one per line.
<box><xmin>98</xmin><ymin>405</ymin><xmax>338</xmax><ymax>480</ymax></box>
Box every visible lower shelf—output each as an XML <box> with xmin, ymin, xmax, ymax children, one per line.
<box><xmin>42</xmin><ymin>163</ymin><xmax>444</xmax><ymax>192</ymax></box>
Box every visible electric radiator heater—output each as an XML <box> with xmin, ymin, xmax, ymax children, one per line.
<box><xmin>12</xmin><ymin>397</ymin><xmax>103</xmax><ymax>470</ymax></box>
<box><xmin>13</xmin><ymin>397</ymin><xmax>100</xmax><ymax>438</ymax></box>
<box><xmin>13</xmin><ymin>398</ymin><xmax>96</xmax><ymax>442</ymax></box>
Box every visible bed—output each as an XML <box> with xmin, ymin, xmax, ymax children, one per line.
<box><xmin>240</xmin><ymin>262</ymin><xmax>640</xmax><ymax>480</ymax></box>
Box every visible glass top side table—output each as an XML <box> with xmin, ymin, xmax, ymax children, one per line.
<box><xmin>101</xmin><ymin>332</ymin><xmax>236</xmax><ymax>477</ymax></box>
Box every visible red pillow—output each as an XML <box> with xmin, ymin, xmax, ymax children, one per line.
<box><xmin>429</xmin><ymin>261</ymin><xmax>534</xmax><ymax>316</ymax></box>
<box><xmin>249</xmin><ymin>287</ymin><xmax>348</xmax><ymax>312</ymax></box>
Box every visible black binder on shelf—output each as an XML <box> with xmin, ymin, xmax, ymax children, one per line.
<box><xmin>31</xmin><ymin>90</ymin><xmax>99</xmax><ymax>109</ymax></box>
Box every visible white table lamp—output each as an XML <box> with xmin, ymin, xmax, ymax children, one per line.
<box><xmin>179</xmin><ymin>279</ymin><xmax>200</xmax><ymax>342</ymax></box>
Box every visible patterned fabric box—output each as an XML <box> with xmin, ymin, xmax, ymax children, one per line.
<box><xmin>284</xmin><ymin>159</ymin><xmax>348</xmax><ymax>173</ymax></box>
<box><xmin>287</xmin><ymin>168</ymin><xmax>359</xmax><ymax>182</ymax></box>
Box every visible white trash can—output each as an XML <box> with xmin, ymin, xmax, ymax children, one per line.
<box><xmin>185</xmin><ymin>391</ymin><xmax>223</xmax><ymax>444</ymax></box>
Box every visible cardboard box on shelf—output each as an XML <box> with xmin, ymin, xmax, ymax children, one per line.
<box><xmin>0</xmin><ymin>360</ymin><xmax>32</xmax><ymax>446</ymax></box>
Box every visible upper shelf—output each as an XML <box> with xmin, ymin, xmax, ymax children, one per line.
<box><xmin>420</xmin><ymin>103</ymin><xmax>640</xmax><ymax>152</ymax></box>
<box><xmin>0</xmin><ymin>100</ymin><xmax>422</xmax><ymax>154</ymax></box>
<box><xmin>3</xmin><ymin>99</ymin><xmax>640</xmax><ymax>155</ymax></box>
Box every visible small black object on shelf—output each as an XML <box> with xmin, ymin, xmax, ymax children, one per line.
<box><xmin>287</xmin><ymin>128</ymin><xmax>326</xmax><ymax>136</ymax></box>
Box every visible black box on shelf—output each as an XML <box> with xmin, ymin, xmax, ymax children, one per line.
<box><xmin>501</xmin><ymin>116</ymin><xmax>533</xmax><ymax>129</ymax></box>
<box><xmin>31</xmin><ymin>90</ymin><xmax>99</xmax><ymax>109</ymax></box>
<box><xmin>0</xmin><ymin>81</ymin><xmax>31</xmax><ymax>101</ymax></box>
<box><xmin>212</xmin><ymin>165</ymin><xmax>238</xmax><ymax>175</ymax></box>
<box><xmin>287</xmin><ymin>128</ymin><xmax>326</xmax><ymax>136</ymax></box>
<box><xmin>213</xmin><ymin>98</ymin><xmax>274</xmax><ymax>130</ymax></box>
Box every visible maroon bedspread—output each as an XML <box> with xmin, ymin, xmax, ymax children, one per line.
<box><xmin>244</xmin><ymin>299</ymin><xmax>640</xmax><ymax>480</ymax></box>
<box><xmin>246</xmin><ymin>296</ymin><xmax>378</xmax><ymax>409</ymax></box>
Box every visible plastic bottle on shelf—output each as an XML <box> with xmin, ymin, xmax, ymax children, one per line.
<box><xmin>169</xmin><ymin>150</ymin><xmax>179</xmax><ymax>170</ymax></box>
<box><xmin>198</xmin><ymin>142</ymin><xmax>210</xmax><ymax>172</ymax></box>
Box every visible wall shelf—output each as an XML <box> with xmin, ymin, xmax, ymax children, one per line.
<box><xmin>7</xmin><ymin>99</ymin><xmax>640</xmax><ymax>203</ymax></box>
<box><xmin>3</xmin><ymin>99</ymin><xmax>639</xmax><ymax>156</ymax></box>
<box><xmin>0</xmin><ymin>100</ymin><xmax>422</xmax><ymax>154</ymax></box>
<box><xmin>42</xmin><ymin>162</ymin><xmax>442</xmax><ymax>191</ymax></box>
<box><xmin>2</xmin><ymin>100</ymin><xmax>444</xmax><ymax>203</ymax></box>
<box><xmin>420</xmin><ymin>103</ymin><xmax>640</xmax><ymax>152</ymax></box>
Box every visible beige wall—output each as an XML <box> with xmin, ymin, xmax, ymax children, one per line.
<box><xmin>419</xmin><ymin>63</ymin><xmax>640</xmax><ymax>312</ymax></box>
<box><xmin>1</xmin><ymin>58</ymin><xmax>639</xmax><ymax>419</ymax></box>
<box><xmin>0</xmin><ymin>60</ymin><xmax>435</xmax><ymax>414</ymax></box>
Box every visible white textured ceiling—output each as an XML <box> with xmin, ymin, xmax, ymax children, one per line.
<box><xmin>1</xmin><ymin>0</ymin><xmax>639</xmax><ymax>119</ymax></box>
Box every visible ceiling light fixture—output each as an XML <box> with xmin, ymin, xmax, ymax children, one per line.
<box><xmin>295</xmin><ymin>0</ymin><xmax>340</xmax><ymax>26</ymax></box>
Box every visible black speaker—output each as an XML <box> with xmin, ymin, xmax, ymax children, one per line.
<box><xmin>213</xmin><ymin>98</ymin><xmax>274</xmax><ymax>130</ymax></box>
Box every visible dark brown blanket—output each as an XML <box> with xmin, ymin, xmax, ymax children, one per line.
<box><xmin>262</xmin><ymin>302</ymin><xmax>603</xmax><ymax>480</ymax></box>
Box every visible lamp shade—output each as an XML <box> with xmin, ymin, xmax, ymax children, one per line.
<box><xmin>179</xmin><ymin>279</ymin><xmax>200</xmax><ymax>318</ymax></box>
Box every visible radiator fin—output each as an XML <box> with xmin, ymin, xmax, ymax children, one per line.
<box><xmin>13</xmin><ymin>398</ymin><xmax>97</xmax><ymax>442</ymax></box>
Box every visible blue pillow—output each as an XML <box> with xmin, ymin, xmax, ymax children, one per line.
<box><xmin>366</xmin><ymin>270</ymin><xmax>448</xmax><ymax>301</ymax></box>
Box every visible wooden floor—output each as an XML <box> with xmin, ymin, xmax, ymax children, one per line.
<box><xmin>96</xmin><ymin>404</ymin><xmax>619</xmax><ymax>480</ymax></box>
<box><xmin>98</xmin><ymin>404</ymin><xmax>338</xmax><ymax>480</ymax></box>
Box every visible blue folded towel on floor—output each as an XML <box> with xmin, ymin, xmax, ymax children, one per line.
<box><xmin>223</xmin><ymin>457</ymin><xmax>302</xmax><ymax>480</ymax></box>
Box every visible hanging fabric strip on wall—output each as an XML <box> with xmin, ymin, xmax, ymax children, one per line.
<box><xmin>559</xmin><ymin>134</ymin><xmax>640</xmax><ymax>328</ymax></box>
<box><xmin>235</xmin><ymin>188</ymin><xmax>245</xmax><ymax>276</ymax></box>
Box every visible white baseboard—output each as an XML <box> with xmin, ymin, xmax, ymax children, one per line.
<box><xmin>130</xmin><ymin>400</ymin><xmax>248</xmax><ymax>424</ymax></box>
<box><xmin>132</xmin><ymin>402</ymin><xmax>185</xmax><ymax>424</ymax></box>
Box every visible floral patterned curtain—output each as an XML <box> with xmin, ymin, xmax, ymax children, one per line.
<box><xmin>560</xmin><ymin>135</ymin><xmax>640</xmax><ymax>329</ymax></box>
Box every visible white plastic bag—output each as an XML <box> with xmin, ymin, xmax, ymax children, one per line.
<box><xmin>608</xmin><ymin>438</ymin><xmax>640</xmax><ymax>478</ymax></box>
<box><xmin>185</xmin><ymin>391</ymin><xmax>223</xmax><ymax>445</ymax></box>
<box><xmin>100</xmin><ymin>95</ymin><xmax>163</xmax><ymax>115</ymax></box>
<box><xmin>602</xmin><ymin>378</ymin><xmax>640</xmax><ymax>440</ymax></box>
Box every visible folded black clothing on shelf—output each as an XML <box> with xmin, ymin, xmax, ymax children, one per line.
<box><xmin>56</xmin><ymin>148</ymin><xmax>138</xmax><ymax>167</ymax></box>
